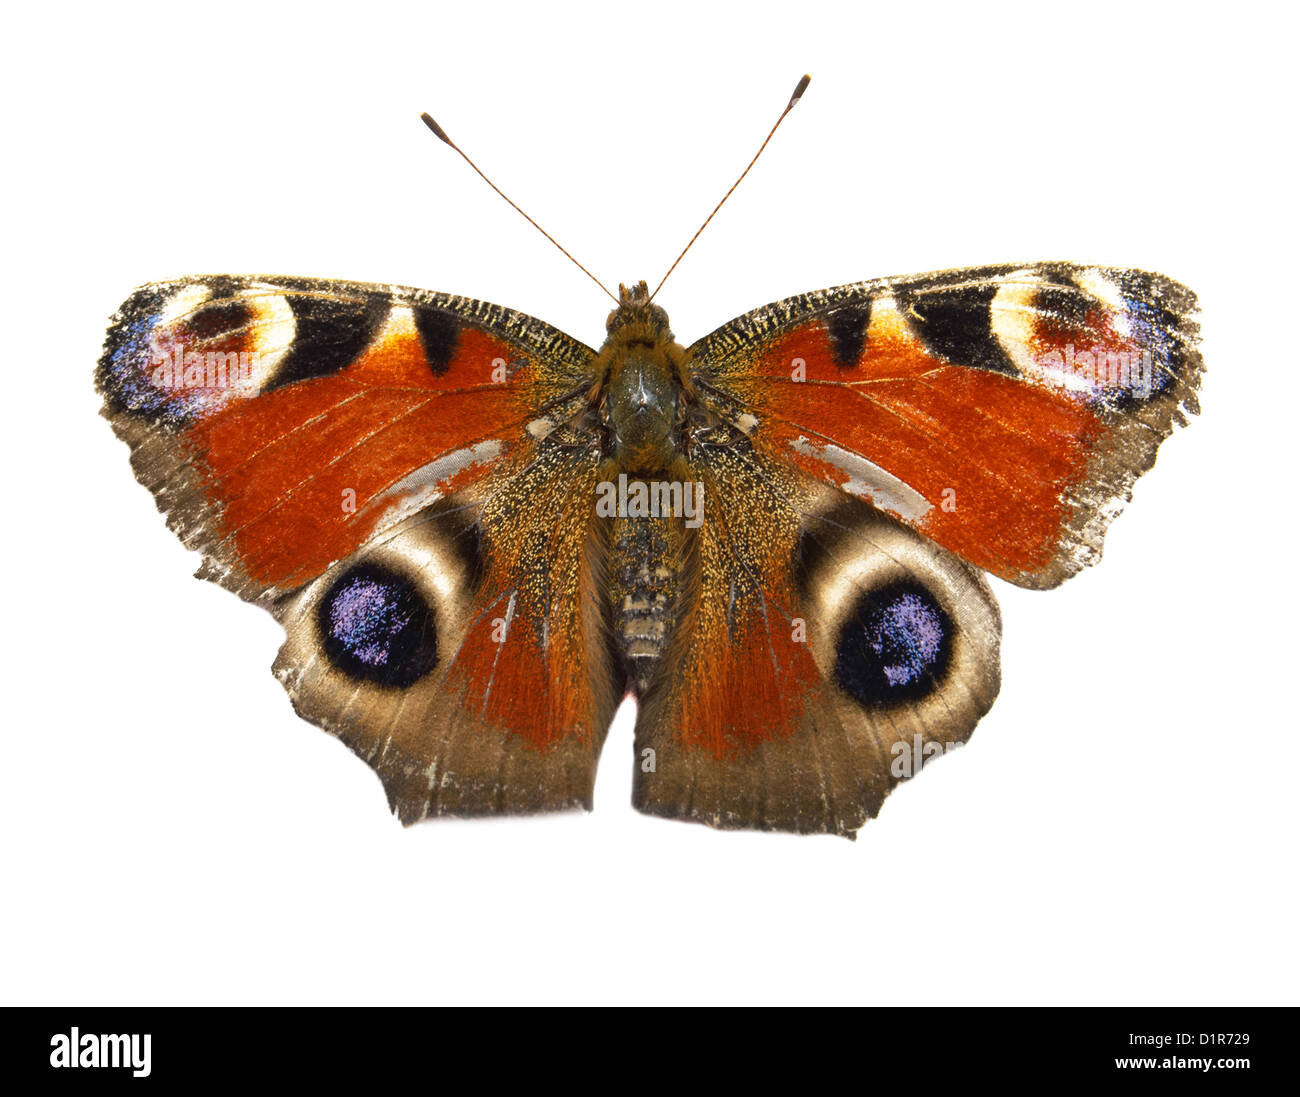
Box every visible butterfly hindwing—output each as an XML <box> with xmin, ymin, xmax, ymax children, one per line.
<box><xmin>273</xmin><ymin>443</ymin><xmax>621</xmax><ymax>821</ymax></box>
<box><xmin>99</xmin><ymin>276</ymin><xmax>620</xmax><ymax>819</ymax></box>
<box><xmin>631</xmin><ymin>445</ymin><xmax>1002</xmax><ymax>836</ymax></box>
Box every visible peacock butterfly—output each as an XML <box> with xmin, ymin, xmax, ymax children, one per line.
<box><xmin>96</xmin><ymin>77</ymin><xmax>1202</xmax><ymax>836</ymax></box>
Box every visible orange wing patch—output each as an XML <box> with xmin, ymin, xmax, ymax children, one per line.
<box><xmin>674</xmin><ymin>589</ymin><xmax>821</xmax><ymax>758</ymax></box>
<box><xmin>429</xmin><ymin>442</ymin><xmax>614</xmax><ymax>752</ymax></box>
<box><xmin>99</xmin><ymin>278</ymin><xmax>598</xmax><ymax>598</ymax></box>
<box><xmin>737</xmin><ymin>302</ymin><xmax>1101</xmax><ymax>581</ymax></box>
<box><xmin>695</xmin><ymin>267</ymin><xmax>1201</xmax><ymax>588</ymax></box>
<box><xmin>188</xmin><ymin>315</ymin><xmax>529</xmax><ymax>590</ymax></box>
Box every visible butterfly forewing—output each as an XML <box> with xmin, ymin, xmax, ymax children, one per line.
<box><xmin>687</xmin><ymin>262</ymin><xmax>1203</xmax><ymax>589</ymax></box>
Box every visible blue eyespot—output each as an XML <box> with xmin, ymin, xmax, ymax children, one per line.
<box><xmin>319</xmin><ymin>565</ymin><xmax>438</xmax><ymax>687</ymax></box>
<box><xmin>834</xmin><ymin>581</ymin><xmax>951</xmax><ymax>706</ymax></box>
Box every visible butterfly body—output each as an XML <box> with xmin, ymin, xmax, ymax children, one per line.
<box><xmin>98</xmin><ymin>262</ymin><xmax>1201</xmax><ymax>835</ymax></box>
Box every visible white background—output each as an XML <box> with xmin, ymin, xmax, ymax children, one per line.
<box><xmin>3</xmin><ymin>0</ymin><xmax>1296</xmax><ymax>1005</ymax></box>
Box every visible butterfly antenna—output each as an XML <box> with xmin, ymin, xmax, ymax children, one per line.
<box><xmin>420</xmin><ymin>111</ymin><xmax>619</xmax><ymax>304</ymax></box>
<box><xmin>648</xmin><ymin>74</ymin><xmax>811</xmax><ymax>303</ymax></box>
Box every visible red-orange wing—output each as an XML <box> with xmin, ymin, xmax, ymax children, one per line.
<box><xmin>98</xmin><ymin>275</ymin><xmax>595</xmax><ymax>599</ymax></box>
<box><xmin>688</xmin><ymin>263</ymin><xmax>1203</xmax><ymax>588</ymax></box>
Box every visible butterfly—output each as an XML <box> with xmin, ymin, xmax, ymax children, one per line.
<box><xmin>96</xmin><ymin>80</ymin><xmax>1202</xmax><ymax>837</ymax></box>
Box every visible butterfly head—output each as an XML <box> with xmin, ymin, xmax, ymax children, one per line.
<box><xmin>606</xmin><ymin>280</ymin><xmax>673</xmax><ymax>339</ymax></box>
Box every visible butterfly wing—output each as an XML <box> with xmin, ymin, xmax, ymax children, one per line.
<box><xmin>688</xmin><ymin>263</ymin><xmax>1203</xmax><ymax>588</ymax></box>
<box><xmin>632</xmin><ymin>263</ymin><xmax>1200</xmax><ymax>835</ymax></box>
<box><xmin>99</xmin><ymin>276</ymin><xmax>620</xmax><ymax>820</ymax></box>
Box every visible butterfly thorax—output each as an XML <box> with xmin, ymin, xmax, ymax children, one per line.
<box><xmin>596</xmin><ymin>280</ymin><xmax>690</xmax><ymax>473</ymax></box>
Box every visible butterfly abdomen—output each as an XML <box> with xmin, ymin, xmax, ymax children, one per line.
<box><xmin>609</xmin><ymin>515</ymin><xmax>681</xmax><ymax>694</ymax></box>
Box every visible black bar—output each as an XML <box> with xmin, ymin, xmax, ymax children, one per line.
<box><xmin>2</xmin><ymin>1006</ymin><xmax>1291</xmax><ymax>1086</ymax></box>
